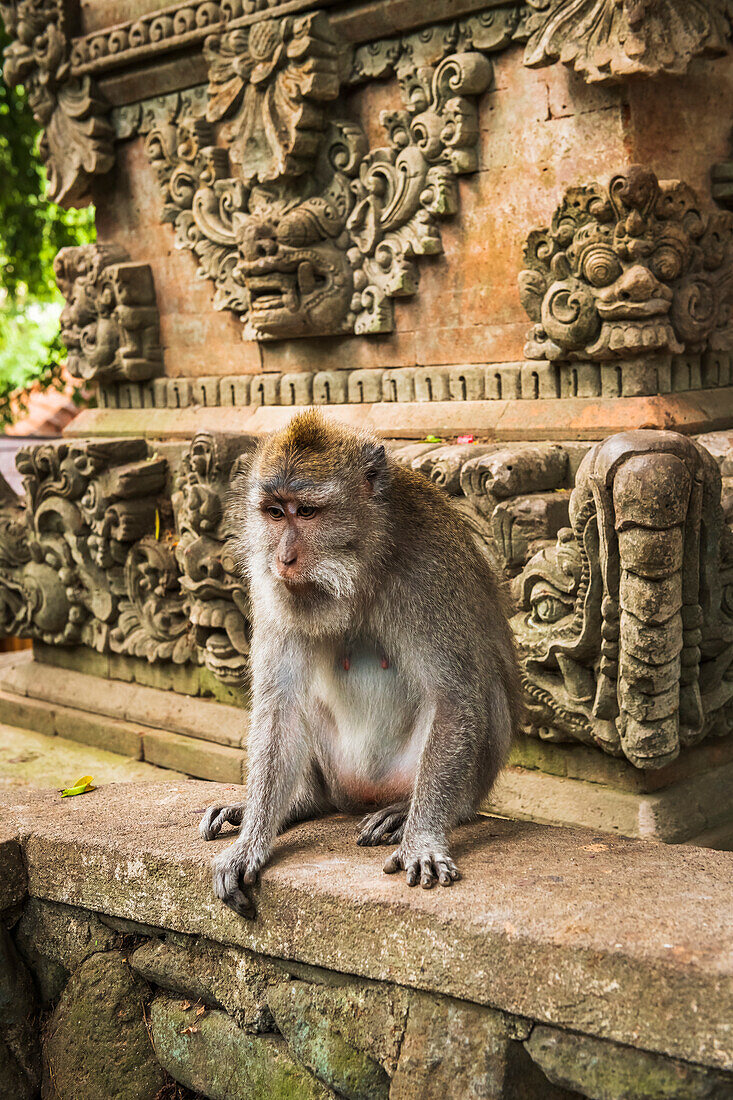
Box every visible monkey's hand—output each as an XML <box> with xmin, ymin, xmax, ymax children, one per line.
<box><xmin>383</xmin><ymin>841</ymin><xmax>461</xmax><ymax>889</ymax></box>
<box><xmin>199</xmin><ymin>802</ymin><xmax>245</xmax><ymax>840</ymax></box>
<box><xmin>211</xmin><ymin>843</ymin><xmax>263</xmax><ymax>919</ymax></box>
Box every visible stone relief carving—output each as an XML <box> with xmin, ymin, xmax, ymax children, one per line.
<box><xmin>512</xmin><ymin>430</ymin><xmax>733</xmax><ymax>768</ymax></box>
<box><xmin>3</xmin><ymin>428</ymin><xmax>733</xmax><ymax>770</ymax></box>
<box><xmin>54</xmin><ymin>245</ymin><xmax>164</xmax><ymax>383</ymax></box>
<box><xmin>172</xmin><ymin>431</ymin><xmax>254</xmax><ymax>682</ymax></box>
<box><xmin>0</xmin><ymin>0</ymin><xmax>114</xmax><ymax>205</ymax></box>
<box><xmin>142</xmin><ymin>9</ymin><xmax>519</xmax><ymax>340</ymax></box>
<box><xmin>519</xmin><ymin>166</ymin><xmax>733</xmax><ymax>364</ymax></box>
<box><xmin>4</xmin><ymin>439</ymin><xmax>172</xmax><ymax>654</ymax></box>
<box><xmin>519</xmin><ymin>0</ymin><xmax>733</xmax><ymax>84</ymax></box>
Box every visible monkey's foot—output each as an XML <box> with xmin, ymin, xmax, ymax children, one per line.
<box><xmin>199</xmin><ymin>802</ymin><xmax>245</xmax><ymax>841</ymax></box>
<box><xmin>383</xmin><ymin>843</ymin><xmax>461</xmax><ymax>889</ymax></box>
<box><xmin>211</xmin><ymin>844</ymin><xmax>262</xmax><ymax>919</ymax></box>
<box><xmin>356</xmin><ymin>801</ymin><xmax>409</xmax><ymax>847</ymax></box>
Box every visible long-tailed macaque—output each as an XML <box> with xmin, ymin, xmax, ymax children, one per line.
<box><xmin>200</xmin><ymin>411</ymin><xmax>522</xmax><ymax>916</ymax></box>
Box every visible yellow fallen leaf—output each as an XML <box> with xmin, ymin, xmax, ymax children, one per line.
<box><xmin>155</xmin><ymin>508</ymin><xmax>161</xmax><ymax>540</ymax></box>
<box><xmin>60</xmin><ymin>775</ymin><xmax>96</xmax><ymax>798</ymax></box>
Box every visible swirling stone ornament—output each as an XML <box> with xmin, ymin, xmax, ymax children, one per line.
<box><xmin>519</xmin><ymin>166</ymin><xmax>733</xmax><ymax>364</ymax></box>
<box><xmin>144</xmin><ymin>12</ymin><xmax>498</xmax><ymax>340</ymax></box>
<box><xmin>512</xmin><ymin>430</ymin><xmax>733</xmax><ymax>769</ymax></box>
<box><xmin>521</xmin><ymin>0</ymin><xmax>733</xmax><ymax>84</ymax></box>
<box><xmin>0</xmin><ymin>0</ymin><xmax>113</xmax><ymax>205</ymax></box>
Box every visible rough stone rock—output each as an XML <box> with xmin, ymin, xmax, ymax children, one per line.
<box><xmin>0</xmin><ymin>829</ymin><xmax>25</xmax><ymax>911</ymax></box>
<box><xmin>268</xmin><ymin>967</ymin><xmax>411</xmax><ymax>1075</ymax></box>
<box><xmin>15</xmin><ymin>898</ymin><xmax>119</xmax><ymax>1005</ymax></box>
<box><xmin>42</xmin><ymin>950</ymin><xmax>166</xmax><ymax>1100</ymax></box>
<box><xmin>267</xmin><ymin>978</ymin><xmax>391</xmax><ymax>1099</ymax></box>
<box><xmin>150</xmin><ymin>995</ymin><xmax>334</xmax><ymax>1099</ymax></box>
<box><xmin>0</xmin><ymin>925</ymin><xmax>40</xmax><ymax>1100</ymax></box>
<box><xmin>390</xmin><ymin>991</ymin><xmax>575</xmax><ymax>1100</ymax></box>
<box><xmin>525</xmin><ymin>1027</ymin><xmax>733</xmax><ymax>1100</ymax></box>
<box><xmin>131</xmin><ymin>933</ymin><xmax>281</xmax><ymax>1030</ymax></box>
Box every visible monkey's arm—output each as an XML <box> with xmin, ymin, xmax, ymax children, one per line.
<box><xmin>202</xmin><ymin>646</ymin><xmax>310</xmax><ymax>917</ymax></box>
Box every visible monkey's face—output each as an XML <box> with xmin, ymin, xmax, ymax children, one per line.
<box><xmin>255</xmin><ymin>487</ymin><xmax>364</xmax><ymax>602</ymax></box>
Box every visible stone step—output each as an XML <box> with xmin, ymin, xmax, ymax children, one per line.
<box><xmin>0</xmin><ymin>651</ymin><xmax>247</xmax><ymax>748</ymax></box>
<box><xmin>0</xmin><ymin>652</ymin><xmax>246</xmax><ymax>785</ymax></box>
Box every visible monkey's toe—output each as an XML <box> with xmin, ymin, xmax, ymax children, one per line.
<box><xmin>199</xmin><ymin>803</ymin><xmax>245</xmax><ymax>841</ymax></box>
<box><xmin>211</xmin><ymin>847</ymin><xmax>260</xmax><ymax>919</ymax></box>
<box><xmin>356</xmin><ymin>803</ymin><xmax>408</xmax><ymax>847</ymax></box>
<box><xmin>383</xmin><ymin>846</ymin><xmax>460</xmax><ymax>888</ymax></box>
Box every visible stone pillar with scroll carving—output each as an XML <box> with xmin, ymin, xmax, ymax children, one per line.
<box><xmin>2</xmin><ymin>0</ymin><xmax>733</xmax><ymax>844</ymax></box>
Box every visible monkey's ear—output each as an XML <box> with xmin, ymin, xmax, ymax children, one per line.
<box><xmin>363</xmin><ymin>442</ymin><xmax>389</xmax><ymax>495</ymax></box>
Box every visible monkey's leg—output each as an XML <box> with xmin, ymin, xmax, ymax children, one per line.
<box><xmin>383</xmin><ymin>699</ymin><xmax>492</xmax><ymax>889</ymax></box>
<box><xmin>356</xmin><ymin>801</ymin><xmax>409</xmax><ymax>846</ymax></box>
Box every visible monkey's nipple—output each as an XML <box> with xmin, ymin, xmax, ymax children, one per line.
<box><xmin>342</xmin><ymin>654</ymin><xmax>351</xmax><ymax>672</ymax></box>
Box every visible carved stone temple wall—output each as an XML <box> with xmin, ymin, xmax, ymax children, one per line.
<box><xmin>3</xmin><ymin>0</ymin><xmax>733</xmax><ymax>849</ymax></box>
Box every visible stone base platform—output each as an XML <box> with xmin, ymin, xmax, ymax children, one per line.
<box><xmin>488</xmin><ymin>738</ymin><xmax>733</xmax><ymax>849</ymax></box>
<box><xmin>2</xmin><ymin>781</ymin><xmax>733</xmax><ymax>1099</ymax></box>
<box><xmin>3</xmin><ymin>648</ymin><xmax>733</xmax><ymax>848</ymax></box>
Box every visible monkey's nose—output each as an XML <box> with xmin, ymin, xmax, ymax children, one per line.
<box><xmin>278</xmin><ymin>548</ymin><xmax>298</xmax><ymax>567</ymax></box>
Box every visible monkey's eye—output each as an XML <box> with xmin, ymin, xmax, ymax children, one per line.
<box><xmin>265</xmin><ymin>505</ymin><xmax>285</xmax><ymax>519</ymax></box>
<box><xmin>297</xmin><ymin>505</ymin><xmax>317</xmax><ymax>519</ymax></box>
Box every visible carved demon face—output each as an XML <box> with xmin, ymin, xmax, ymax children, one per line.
<box><xmin>520</xmin><ymin>166</ymin><xmax>733</xmax><ymax>362</ymax></box>
<box><xmin>234</xmin><ymin>195</ymin><xmax>354</xmax><ymax>340</ymax></box>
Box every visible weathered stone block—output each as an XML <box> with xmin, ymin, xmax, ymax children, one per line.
<box><xmin>389</xmin><ymin>991</ymin><xmax>569</xmax><ymax>1100</ymax></box>
<box><xmin>42</xmin><ymin>951</ymin><xmax>166</xmax><ymax>1100</ymax></box>
<box><xmin>150</xmin><ymin>995</ymin><xmax>333</xmax><ymax>1099</ymax></box>
<box><xmin>141</xmin><ymin>729</ymin><xmax>245</xmax><ymax>782</ymax></box>
<box><xmin>0</xmin><ymin>831</ymin><xmax>25</xmax><ymax>912</ymax></box>
<box><xmin>131</xmin><ymin>934</ymin><xmax>281</xmax><ymax>1031</ymax></box>
<box><xmin>0</xmin><ymin>925</ymin><xmax>39</xmax><ymax>1100</ymax></box>
<box><xmin>267</xmin><ymin>979</ymin><xmax>391</xmax><ymax>1099</ymax></box>
<box><xmin>524</xmin><ymin>1027</ymin><xmax>733</xmax><ymax>1100</ymax></box>
<box><xmin>15</xmin><ymin>898</ymin><xmax>119</xmax><ymax>1006</ymax></box>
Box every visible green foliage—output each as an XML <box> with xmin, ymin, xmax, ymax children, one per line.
<box><xmin>0</xmin><ymin>25</ymin><xmax>95</xmax><ymax>427</ymax></box>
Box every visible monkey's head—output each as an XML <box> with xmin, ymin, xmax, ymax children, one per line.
<box><xmin>231</xmin><ymin>410</ymin><xmax>391</xmax><ymax>633</ymax></box>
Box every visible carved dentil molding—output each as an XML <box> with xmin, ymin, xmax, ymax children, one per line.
<box><xmin>54</xmin><ymin>244</ymin><xmax>164</xmax><ymax>383</ymax></box>
<box><xmin>520</xmin><ymin>0</ymin><xmax>733</xmax><ymax>84</ymax></box>
<box><xmin>519</xmin><ymin>166</ymin><xmax>733</xmax><ymax>365</ymax></box>
<box><xmin>0</xmin><ymin>0</ymin><xmax>113</xmax><ymax>206</ymax></box>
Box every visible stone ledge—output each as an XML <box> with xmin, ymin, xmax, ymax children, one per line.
<box><xmin>2</xmin><ymin>782</ymin><xmax>733</xmax><ymax>1074</ymax></box>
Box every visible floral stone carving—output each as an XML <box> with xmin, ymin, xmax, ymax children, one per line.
<box><xmin>0</xmin><ymin>0</ymin><xmax>113</xmax><ymax>205</ymax></box>
<box><xmin>205</xmin><ymin>12</ymin><xmax>341</xmax><ymax>184</ymax></box>
<box><xmin>520</xmin><ymin>0</ymin><xmax>733</xmax><ymax>84</ymax></box>
<box><xmin>144</xmin><ymin>11</ymin><xmax>513</xmax><ymax>340</ymax></box>
<box><xmin>54</xmin><ymin>245</ymin><xmax>164</xmax><ymax>383</ymax></box>
<box><xmin>512</xmin><ymin>430</ymin><xmax>733</xmax><ymax>769</ymax></box>
<box><xmin>519</xmin><ymin>166</ymin><xmax>733</xmax><ymax>363</ymax></box>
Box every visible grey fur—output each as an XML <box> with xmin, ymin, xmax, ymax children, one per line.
<box><xmin>200</xmin><ymin>412</ymin><xmax>522</xmax><ymax>917</ymax></box>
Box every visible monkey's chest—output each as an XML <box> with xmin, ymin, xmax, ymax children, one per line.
<box><xmin>310</xmin><ymin>641</ymin><xmax>422</xmax><ymax>805</ymax></box>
